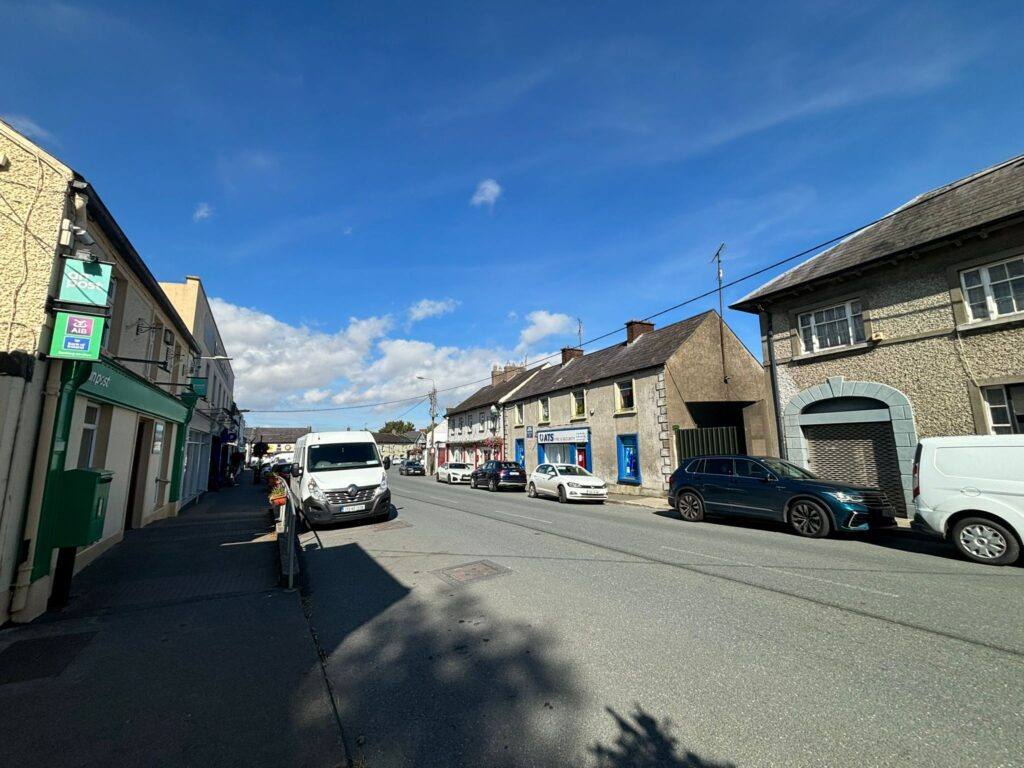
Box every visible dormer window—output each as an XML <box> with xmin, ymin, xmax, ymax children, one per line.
<box><xmin>797</xmin><ymin>300</ymin><xmax>865</xmax><ymax>353</ymax></box>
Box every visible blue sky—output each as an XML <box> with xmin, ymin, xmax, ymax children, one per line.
<box><xmin>4</xmin><ymin>1</ymin><xmax>1024</xmax><ymax>428</ymax></box>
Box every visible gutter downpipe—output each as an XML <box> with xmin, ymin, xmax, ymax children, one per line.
<box><xmin>29</xmin><ymin>360</ymin><xmax>92</xmax><ymax>583</ymax></box>
<box><xmin>762</xmin><ymin>306</ymin><xmax>787</xmax><ymax>459</ymax></box>
<box><xmin>168</xmin><ymin>391</ymin><xmax>199</xmax><ymax>504</ymax></box>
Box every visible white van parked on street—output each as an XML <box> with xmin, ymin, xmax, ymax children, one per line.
<box><xmin>913</xmin><ymin>435</ymin><xmax>1024</xmax><ymax>565</ymax></box>
<box><xmin>288</xmin><ymin>431</ymin><xmax>391</xmax><ymax>526</ymax></box>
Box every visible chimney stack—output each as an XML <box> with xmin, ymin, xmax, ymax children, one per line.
<box><xmin>625</xmin><ymin>319</ymin><xmax>655</xmax><ymax>343</ymax></box>
<box><xmin>492</xmin><ymin>362</ymin><xmax>525</xmax><ymax>385</ymax></box>
<box><xmin>561</xmin><ymin>347</ymin><xmax>583</xmax><ymax>365</ymax></box>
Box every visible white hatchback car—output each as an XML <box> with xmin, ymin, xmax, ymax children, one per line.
<box><xmin>437</xmin><ymin>462</ymin><xmax>472</xmax><ymax>484</ymax></box>
<box><xmin>913</xmin><ymin>435</ymin><xmax>1024</xmax><ymax>565</ymax></box>
<box><xmin>527</xmin><ymin>463</ymin><xmax>607</xmax><ymax>503</ymax></box>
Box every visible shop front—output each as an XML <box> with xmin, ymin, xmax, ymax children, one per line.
<box><xmin>536</xmin><ymin>426</ymin><xmax>591</xmax><ymax>470</ymax></box>
<box><xmin>26</xmin><ymin>357</ymin><xmax>192</xmax><ymax>609</ymax></box>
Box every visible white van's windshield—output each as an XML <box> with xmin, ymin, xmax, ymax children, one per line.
<box><xmin>308</xmin><ymin>442</ymin><xmax>381</xmax><ymax>471</ymax></box>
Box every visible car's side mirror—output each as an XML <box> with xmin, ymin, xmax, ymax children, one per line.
<box><xmin>383</xmin><ymin>457</ymin><xmax>391</xmax><ymax>470</ymax></box>
<box><xmin>290</xmin><ymin>463</ymin><xmax>302</xmax><ymax>478</ymax></box>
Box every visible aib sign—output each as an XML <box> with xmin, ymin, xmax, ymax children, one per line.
<box><xmin>49</xmin><ymin>312</ymin><xmax>105</xmax><ymax>361</ymax></box>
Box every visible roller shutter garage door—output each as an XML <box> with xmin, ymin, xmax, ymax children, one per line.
<box><xmin>803</xmin><ymin>422</ymin><xmax>906</xmax><ymax>516</ymax></box>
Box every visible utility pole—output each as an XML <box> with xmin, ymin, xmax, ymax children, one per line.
<box><xmin>712</xmin><ymin>243</ymin><xmax>730</xmax><ymax>385</ymax></box>
<box><xmin>417</xmin><ymin>375</ymin><xmax>438</xmax><ymax>473</ymax></box>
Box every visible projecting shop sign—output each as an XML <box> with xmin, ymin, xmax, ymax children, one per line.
<box><xmin>58</xmin><ymin>259</ymin><xmax>112</xmax><ymax>307</ymax></box>
<box><xmin>49</xmin><ymin>312</ymin><xmax>105</xmax><ymax>361</ymax></box>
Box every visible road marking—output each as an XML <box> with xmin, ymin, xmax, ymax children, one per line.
<box><xmin>491</xmin><ymin>510</ymin><xmax>553</xmax><ymax>524</ymax></box>
<box><xmin>660</xmin><ymin>546</ymin><xmax>899</xmax><ymax>598</ymax></box>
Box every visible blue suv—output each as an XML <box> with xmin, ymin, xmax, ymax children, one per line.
<box><xmin>667</xmin><ymin>456</ymin><xmax>896</xmax><ymax>537</ymax></box>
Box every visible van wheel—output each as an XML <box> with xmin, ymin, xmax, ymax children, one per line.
<box><xmin>676</xmin><ymin>491</ymin><xmax>704</xmax><ymax>522</ymax></box>
<box><xmin>952</xmin><ymin>517</ymin><xmax>1020</xmax><ymax>565</ymax></box>
<box><xmin>789</xmin><ymin>500</ymin><xmax>832</xmax><ymax>538</ymax></box>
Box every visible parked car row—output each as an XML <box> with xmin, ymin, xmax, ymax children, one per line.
<box><xmin>416</xmin><ymin>436</ymin><xmax>1023</xmax><ymax>566</ymax></box>
<box><xmin>432</xmin><ymin>460</ymin><xmax>609</xmax><ymax>503</ymax></box>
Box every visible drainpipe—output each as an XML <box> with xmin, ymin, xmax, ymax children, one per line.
<box><xmin>762</xmin><ymin>306</ymin><xmax>787</xmax><ymax>459</ymax></box>
<box><xmin>168</xmin><ymin>391</ymin><xmax>199</xmax><ymax>504</ymax></box>
<box><xmin>27</xmin><ymin>360</ymin><xmax>92</xmax><ymax>583</ymax></box>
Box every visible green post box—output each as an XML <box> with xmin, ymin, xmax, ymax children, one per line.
<box><xmin>52</xmin><ymin>469</ymin><xmax>114</xmax><ymax>548</ymax></box>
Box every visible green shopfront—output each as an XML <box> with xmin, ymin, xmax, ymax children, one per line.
<box><xmin>31</xmin><ymin>357</ymin><xmax>193</xmax><ymax>589</ymax></box>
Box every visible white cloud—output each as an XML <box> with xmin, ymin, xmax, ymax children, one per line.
<box><xmin>516</xmin><ymin>310</ymin><xmax>575</xmax><ymax>353</ymax></box>
<box><xmin>192</xmin><ymin>202</ymin><xmax>214</xmax><ymax>222</ymax></box>
<box><xmin>408</xmin><ymin>298</ymin><xmax>460</xmax><ymax>323</ymax></box>
<box><xmin>208</xmin><ymin>298</ymin><xmax>392</xmax><ymax>410</ymax></box>
<box><xmin>470</xmin><ymin>178</ymin><xmax>502</xmax><ymax>209</ymax></box>
<box><xmin>2</xmin><ymin>114</ymin><xmax>57</xmax><ymax>144</ymax></box>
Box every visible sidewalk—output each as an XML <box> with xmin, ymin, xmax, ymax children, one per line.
<box><xmin>0</xmin><ymin>476</ymin><xmax>342</xmax><ymax>768</ymax></box>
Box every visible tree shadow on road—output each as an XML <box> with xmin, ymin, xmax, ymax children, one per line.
<box><xmin>299</xmin><ymin>541</ymin><xmax>586</xmax><ymax>767</ymax></box>
<box><xmin>590</xmin><ymin>706</ymin><xmax>736</xmax><ymax>768</ymax></box>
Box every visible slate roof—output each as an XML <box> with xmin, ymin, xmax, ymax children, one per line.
<box><xmin>244</xmin><ymin>426</ymin><xmax>311</xmax><ymax>444</ymax></box>
<box><xmin>404</xmin><ymin>430</ymin><xmax>425</xmax><ymax>442</ymax></box>
<box><xmin>446</xmin><ymin>369</ymin><xmax>537</xmax><ymax>417</ymax></box>
<box><xmin>733</xmin><ymin>154</ymin><xmax>1024</xmax><ymax>310</ymax></box>
<box><xmin>373</xmin><ymin>431</ymin><xmax>414</xmax><ymax>444</ymax></box>
<box><xmin>508</xmin><ymin>311</ymin><xmax>714</xmax><ymax>402</ymax></box>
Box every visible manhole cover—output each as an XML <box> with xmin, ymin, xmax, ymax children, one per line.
<box><xmin>434</xmin><ymin>560</ymin><xmax>511</xmax><ymax>586</ymax></box>
<box><xmin>372</xmin><ymin>519</ymin><xmax>412</xmax><ymax>531</ymax></box>
<box><xmin>0</xmin><ymin>632</ymin><xmax>97</xmax><ymax>685</ymax></box>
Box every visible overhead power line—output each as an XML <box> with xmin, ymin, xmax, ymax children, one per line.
<box><xmin>244</xmin><ymin>154</ymin><xmax>1020</xmax><ymax>415</ymax></box>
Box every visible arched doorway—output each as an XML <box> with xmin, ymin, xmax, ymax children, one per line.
<box><xmin>783</xmin><ymin>377</ymin><xmax>917</xmax><ymax>516</ymax></box>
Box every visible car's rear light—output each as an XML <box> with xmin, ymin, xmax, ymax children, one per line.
<box><xmin>912</xmin><ymin>443</ymin><xmax>922</xmax><ymax>499</ymax></box>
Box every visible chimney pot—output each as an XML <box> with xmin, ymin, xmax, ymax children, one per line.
<box><xmin>625</xmin><ymin>319</ymin><xmax>655</xmax><ymax>343</ymax></box>
<box><xmin>561</xmin><ymin>347</ymin><xmax>583</xmax><ymax>365</ymax></box>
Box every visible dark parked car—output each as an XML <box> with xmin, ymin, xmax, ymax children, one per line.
<box><xmin>398</xmin><ymin>460</ymin><xmax>425</xmax><ymax>476</ymax></box>
<box><xmin>471</xmin><ymin>460</ymin><xmax>527</xmax><ymax>492</ymax></box>
<box><xmin>667</xmin><ymin>455</ymin><xmax>896</xmax><ymax>537</ymax></box>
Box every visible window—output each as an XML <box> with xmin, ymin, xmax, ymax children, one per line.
<box><xmin>76</xmin><ymin>404</ymin><xmax>100</xmax><ymax>469</ymax></box>
<box><xmin>539</xmin><ymin>397</ymin><xmax>550</xmax><ymax>423</ymax></box>
<box><xmin>961</xmin><ymin>256</ymin><xmax>1024</xmax><ymax>321</ymax></box>
<box><xmin>571</xmin><ymin>389</ymin><xmax>586</xmax><ymax>419</ymax></box>
<box><xmin>515</xmin><ymin>403</ymin><xmax>524</xmax><ymax>425</ymax></box>
<box><xmin>308</xmin><ymin>442</ymin><xmax>381</xmax><ymax>471</ymax></box>
<box><xmin>735</xmin><ymin>458</ymin><xmax>770</xmax><ymax>480</ymax></box>
<box><xmin>685</xmin><ymin>458</ymin><xmax>705</xmax><ymax>474</ymax></box>
<box><xmin>100</xmin><ymin>277</ymin><xmax>118</xmax><ymax>352</ymax></box>
<box><xmin>797</xmin><ymin>300</ymin><xmax>866</xmax><ymax>353</ymax></box>
<box><xmin>704</xmin><ymin>458</ymin><xmax>734</xmax><ymax>476</ymax></box>
<box><xmin>616</xmin><ymin>434</ymin><xmax>640</xmax><ymax>483</ymax></box>
<box><xmin>615</xmin><ymin>380</ymin><xmax>635</xmax><ymax>412</ymax></box>
<box><xmin>152</xmin><ymin>422</ymin><xmax>165</xmax><ymax>454</ymax></box>
<box><xmin>983</xmin><ymin>384</ymin><xmax>1024</xmax><ymax>434</ymax></box>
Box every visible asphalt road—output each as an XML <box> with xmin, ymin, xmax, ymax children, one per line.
<box><xmin>298</xmin><ymin>472</ymin><xmax>1024</xmax><ymax>768</ymax></box>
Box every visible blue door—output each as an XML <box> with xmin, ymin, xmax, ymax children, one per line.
<box><xmin>514</xmin><ymin>438</ymin><xmax>525</xmax><ymax>467</ymax></box>
<box><xmin>616</xmin><ymin>434</ymin><xmax>640</xmax><ymax>484</ymax></box>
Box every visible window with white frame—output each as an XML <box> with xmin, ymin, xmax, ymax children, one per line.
<box><xmin>615</xmin><ymin>380</ymin><xmax>635</xmax><ymax>412</ymax></box>
<box><xmin>514</xmin><ymin>402</ymin><xmax>524</xmax><ymax>425</ymax></box>
<box><xmin>571</xmin><ymin>388</ymin><xmax>586</xmax><ymax>418</ymax></box>
<box><xmin>76</xmin><ymin>404</ymin><xmax>101</xmax><ymax>469</ymax></box>
<box><xmin>539</xmin><ymin>397</ymin><xmax>550</xmax><ymax>422</ymax></box>
<box><xmin>961</xmin><ymin>256</ymin><xmax>1024</xmax><ymax>322</ymax></box>
<box><xmin>797</xmin><ymin>300</ymin><xmax>866</xmax><ymax>353</ymax></box>
<box><xmin>982</xmin><ymin>383</ymin><xmax>1024</xmax><ymax>434</ymax></box>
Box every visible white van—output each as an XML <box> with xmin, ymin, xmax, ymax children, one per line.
<box><xmin>913</xmin><ymin>436</ymin><xmax>1024</xmax><ymax>565</ymax></box>
<box><xmin>288</xmin><ymin>431</ymin><xmax>391</xmax><ymax>526</ymax></box>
